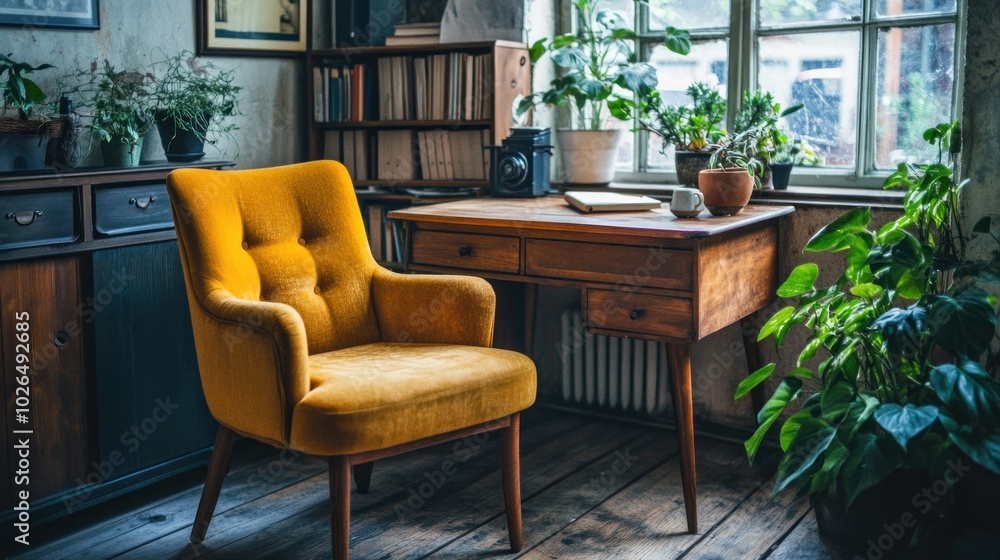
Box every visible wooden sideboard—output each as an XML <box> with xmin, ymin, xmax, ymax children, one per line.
<box><xmin>390</xmin><ymin>197</ymin><xmax>795</xmax><ymax>534</ymax></box>
<box><xmin>0</xmin><ymin>161</ymin><xmax>233</xmax><ymax>532</ymax></box>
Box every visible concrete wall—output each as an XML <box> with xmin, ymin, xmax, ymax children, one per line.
<box><xmin>1</xmin><ymin>0</ymin><xmax>314</xmax><ymax>169</ymax></box>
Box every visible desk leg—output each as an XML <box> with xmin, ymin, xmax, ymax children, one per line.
<box><xmin>523</xmin><ymin>283</ymin><xmax>537</xmax><ymax>358</ymax></box>
<box><xmin>666</xmin><ymin>342</ymin><xmax>698</xmax><ymax>534</ymax></box>
<box><xmin>739</xmin><ymin>316</ymin><xmax>766</xmax><ymax>414</ymax></box>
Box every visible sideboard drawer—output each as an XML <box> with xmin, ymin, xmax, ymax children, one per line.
<box><xmin>586</xmin><ymin>289</ymin><xmax>692</xmax><ymax>340</ymax></box>
<box><xmin>94</xmin><ymin>182</ymin><xmax>172</xmax><ymax>236</ymax></box>
<box><xmin>411</xmin><ymin>230</ymin><xmax>520</xmax><ymax>274</ymax></box>
<box><xmin>0</xmin><ymin>188</ymin><xmax>79</xmax><ymax>250</ymax></box>
<box><xmin>526</xmin><ymin>239</ymin><xmax>693</xmax><ymax>291</ymax></box>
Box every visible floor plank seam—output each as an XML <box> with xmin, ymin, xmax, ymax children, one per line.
<box><xmin>673</xmin><ymin>477</ymin><xmax>773</xmax><ymax>560</ymax></box>
<box><xmin>757</xmin><ymin>506</ymin><xmax>813</xmax><ymax>560</ymax></box>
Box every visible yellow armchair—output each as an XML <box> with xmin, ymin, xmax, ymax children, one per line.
<box><xmin>167</xmin><ymin>160</ymin><xmax>536</xmax><ymax>559</ymax></box>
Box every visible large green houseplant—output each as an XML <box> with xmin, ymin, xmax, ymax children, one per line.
<box><xmin>151</xmin><ymin>51</ymin><xmax>241</xmax><ymax>162</ymax></box>
<box><xmin>736</xmin><ymin>121</ymin><xmax>1000</xmax><ymax>555</ymax></box>
<box><xmin>518</xmin><ymin>0</ymin><xmax>689</xmax><ymax>185</ymax></box>
<box><xmin>638</xmin><ymin>82</ymin><xmax>726</xmax><ymax>187</ymax></box>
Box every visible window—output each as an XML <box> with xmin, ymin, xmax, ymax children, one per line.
<box><xmin>567</xmin><ymin>0</ymin><xmax>964</xmax><ymax>187</ymax></box>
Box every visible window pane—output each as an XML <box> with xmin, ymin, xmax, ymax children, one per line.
<box><xmin>759</xmin><ymin>0</ymin><xmax>861</xmax><ymax>27</ymax></box>
<box><xmin>646</xmin><ymin>40</ymin><xmax>729</xmax><ymax>169</ymax></box>
<box><xmin>877</xmin><ymin>0</ymin><xmax>956</xmax><ymax>17</ymax></box>
<box><xmin>591</xmin><ymin>0</ymin><xmax>635</xmax><ymax>24</ymax></box>
<box><xmin>875</xmin><ymin>24</ymin><xmax>955</xmax><ymax>168</ymax></box>
<box><xmin>649</xmin><ymin>0</ymin><xmax>729</xmax><ymax>31</ymax></box>
<box><xmin>758</xmin><ymin>32</ymin><xmax>860</xmax><ymax>168</ymax></box>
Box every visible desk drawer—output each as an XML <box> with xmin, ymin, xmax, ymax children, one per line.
<box><xmin>526</xmin><ymin>239</ymin><xmax>692</xmax><ymax>291</ymax></box>
<box><xmin>411</xmin><ymin>230</ymin><xmax>520</xmax><ymax>274</ymax></box>
<box><xmin>94</xmin><ymin>182</ymin><xmax>172</xmax><ymax>236</ymax></box>
<box><xmin>0</xmin><ymin>188</ymin><xmax>79</xmax><ymax>250</ymax></box>
<box><xmin>586</xmin><ymin>289</ymin><xmax>692</xmax><ymax>340</ymax></box>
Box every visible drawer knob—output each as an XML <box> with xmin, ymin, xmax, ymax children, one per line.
<box><xmin>129</xmin><ymin>196</ymin><xmax>157</xmax><ymax>210</ymax></box>
<box><xmin>458</xmin><ymin>245</ymin><xmax>473</xmax><ymax>257</ymax></box>
<box><xmin>629</xmin><ymin>309</ymin><xmax>646</xmax><ymax>321</ymax></box>
<box><xmin>5</xmin><ymin>210</ymin><xmax>43</xmax><ymax>226</ymax></box>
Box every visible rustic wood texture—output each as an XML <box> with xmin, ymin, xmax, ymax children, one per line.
<box><xmin>411</xmin><ymin>230</ymin><xmax>521</xmax><ymax>274</ymax></box>
<box><xmin>389</xmin><ymin>198</ymin><xmax>793</xmax><ymax>239</ymax></box>
<box><xmin>191</xmin><ymin>426</ymin><xmax>238</xmax><ymax>544</ymax></box>
<box><xmin>0</xmin><ymin>257</ymin><xmax>91</xmax><ymax>501</ymax></box>
<box><xmin>525</xmin><ymin>239</ymin><xmax>694</xmax><ymax>291</ymax></box>
<box><xmin>16</xmin><ymin>412</ymin><xmax>847</xmax><ymax>560</ymax></box>
<box><xmin>586</xmin><ymin>289</ymin><xmax>693</xmax><ymax>341</ymax></box>
<box><xmin>666</xmin><ymin>342</ymin><xmax>698</xmax><ymax>534</ymax></box>
<box><xmin>500</xmin><ymin>413</ymin><xmax>522</xmax><ymax>551</ymax></box>
<box><xmin>329</xmin><ymin>456</ymin><xmax>352</xmax><ymax>560</ymax></box>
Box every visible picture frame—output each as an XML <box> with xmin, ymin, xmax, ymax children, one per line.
<box><xmin>0</xmin><ymin>0</ymin><xmax>100</xmax><ymax>30</ymax></box>
<box><xmin>198</xmin><ymin>0</ymin><xmax>308</xmax><ymax>57</ymax></box>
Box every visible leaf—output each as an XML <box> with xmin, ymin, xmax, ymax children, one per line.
<box><xmin>849</xmin><ymin>283</ymin><xmax>882</xmax><ymax>299</ymax></box>
<box><xmin>777</xmin><ymin>263</ymin><xmax>819</xmax><ymax>298</ymax></box>
<box><xmin>805</xmin><ymin>207</ymin><xmax>872</xmax><ymax>252</ymax></box>
<box><xmin>551</xmin><ymin>47</ymin><xmax>587</xmax><ymax>71</ymax></box>
<box><xmin>528</xmin><ymin>39</ymin><xmax>548</xmax><ymax>63</ymax></box>
<box><xmin>820</xmin><ymin>382</ymin><xmax>855</xmax><ymax>419</ymax></box>
<box><xmin>551</xmin><ymin>33</ymin><xmax>577</xmax><ymax>49</ymax></box>
<box><xmin>735</xmin><ymin>363</ymin><xmax>775</xmax><ymax>400</ymax></box>
<box><xmin>745</xmin><ymin>378</ymin><xmax>803</xmax><ymax>464</ymax></box>
<box><xmin>874</xmin><ymin>404</ymin><xmax>939</xmax><ymax>450</ymax></box>
<box><xmin>930</xmin><ymin>361</ymin><xmax>1000</xmax><ymax>426</ymax></box>
<box><xmin>779</xmin><ymin>407</ymin><xmax>814</xmax><ymax>451</ymax></box>
<box><xmin>841</xmin><ymin>433</ymin><xmax>898</xmax><ymax>507</ymax></box>
<box><xmin>872</xmin><ymin>305</ymin><xmax>928</xmax><ymax>360</ymax></box>
<box><xmin>894</xmin><ymin>269</ymin><xmax>925</xmax><ymax>300</ymax></box>
<box><xmin>578</xmin><ymin>78</ymin><xmax>608</xmax><ymax>99</ymax></box>
<box><xmin>663</xmin><ymin>27</ymin><xmax>691</xmax><ymax>56</ymax></box>
<box><xmin>780</xmin><ymin>103</ymin><xmax>804</xmax><ymax>117</ymax></box>
<box><xmin>616</xmin><ymin>63</ymin><xmax>657</xmax><ymax>95</ymax></box>
<box><xmin>759</xmin><ymin>306</ymin><xmax>795</xmax><ymax>342</ymax></box>
<box><xmin>925</xmin><ymin>288</ymin><xmax>998</xmax><ymax>359</ymax></box>
<box><xmin>774</xmin><ymin>417</ymin><xmax>837</xmax><ymax>493</ymax></box>
<box><xmin>949</xmin><ymin>431</ymin><xmax>1000</xmax><ymax>476</ymax></box>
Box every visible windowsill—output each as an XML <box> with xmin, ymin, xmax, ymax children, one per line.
<box><xmin>554</xmin><ymin>182</ymin><xmax>905</xmax><ymax>210</ymax></box>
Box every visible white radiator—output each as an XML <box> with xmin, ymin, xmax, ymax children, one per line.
<box><xmin>559</xmin><ymin>309</ymin><xmax>671</xmax><ymax>415</ymax></box>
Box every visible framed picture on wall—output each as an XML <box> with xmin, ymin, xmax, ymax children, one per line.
<box><xmin>198</xmin><ymin>0</ymin><xmax>308</xmax><ymax>56</ymax></box>
<box><xmin>0</xmin><ymin>0</ymin><xmax>100</xmax><ymax>30</ymax></box>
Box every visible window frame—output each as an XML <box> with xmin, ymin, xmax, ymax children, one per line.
<box><xmin>583</xmin><ymin>0</ymin><xmax>968</xmax><ymax>189</ymax></box>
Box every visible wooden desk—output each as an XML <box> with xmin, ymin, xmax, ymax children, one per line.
<box><xmin>389</xmin><ymin>198</ymin><xmax>794</xmax><ymax>534</ymax></box>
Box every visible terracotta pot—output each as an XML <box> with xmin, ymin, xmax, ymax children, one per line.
<box><xmin>697</xmin><ymin>168</ymin><xmax>754</xmax><ymax>216</ymax></box>
<box><xmin>674</xmin><ymin>150</ymin><xmax>713</xmax><ymax>188</ymax></box>
<box><xmin>557</xmin><ymin>129</ymin><xmax>622</xmax><ymax>185</ymax></box>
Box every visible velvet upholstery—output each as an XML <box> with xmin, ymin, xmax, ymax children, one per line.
<box><xmin>167</xmin><ymin>160</ymin><xmax>537</xmax><ymax>454</ymax></box>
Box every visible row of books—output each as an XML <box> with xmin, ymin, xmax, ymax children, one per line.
<box><xmin>312</xmin><ymin>65</ymin><xmax>367</xmax><ymax>123</ymax></box>
<box><xmin>325</xmin><ymin>129</ymin><xmax>490</xmax><ymax>182</ymax></box>
<box><xmin>364</xmin><ymin>205</ymin><xmax>406</xmax><ymax>263</ymax></box>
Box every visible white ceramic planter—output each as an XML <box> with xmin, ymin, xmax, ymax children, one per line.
<box><xmin>557</xmin><ymin>129</ymin><xmax>623</xmax><ymax>185</ymax></box>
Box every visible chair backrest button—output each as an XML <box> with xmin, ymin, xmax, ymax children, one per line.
<box><xmin>298</xmin><ymin>238</ymin><xmax>306</xmax><ymax>246</ymax></box>
<box><xmin>241</xmin><ymin>241</ymin><xmax>249</xmax><ymax>250</ymax></box>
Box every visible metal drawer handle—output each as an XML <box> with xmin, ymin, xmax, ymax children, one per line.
<box><xmin>629</xmin><ymin>309</ymin><xmax>646</xmax><ymax>321</ymax></box>
<box><xmin>5</xmin><ymin>210</ymin><xmax>43</xmax><ymax>226</ymax></box>
<box><xmin>458</xmin><ymin>245</ymin><xmax>473</xmax><ymax>257</ymax></box>
<box><xmin>129</xmin><ymin>196</ymin><xmax>157</xmax><ymax>210</ymax></box>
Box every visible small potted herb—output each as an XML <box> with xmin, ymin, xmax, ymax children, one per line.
<box><xmin>151</xmin><ymin>51</ymin><xmax>241</xmax><ymax>162</ymax></box>
<box><xmin>638</xmin><ymin>82</ymin><xmax>726</xmax><ymax>187</ymax></box>
<box><xmin>69</xmin><ymin>60</ymin><xmax>154</xmax><ymax>167</ymax></box>
<box><xmin>698</xmin><ymin>126</ymin><xmax>764</xmax><ymax>216</ymax></box>
<box><xmin>767</xmin><ymin>136</ymin><xmax>822</xmax><ymax>190</ymax></box>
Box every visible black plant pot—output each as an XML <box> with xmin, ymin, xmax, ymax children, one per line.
<box><xmin>155</xmin><ymin>111</ymin><xmax>210</xmax><ymax>163</ymax></box>
<box><xmin>769</xmin><ymin>162</ymin><xmax>794</xmax><ymax>190</ymax></box>
<box><xmin>674</xmin><ymin>150</ymin><xmax>713</xmax><ymax>188</ymax></box>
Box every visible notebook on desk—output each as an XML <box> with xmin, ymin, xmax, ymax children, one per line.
<box><xmin>564</xmin><ymin>191</ymin><xmax>662</xmax><ymax>213</ymax></box>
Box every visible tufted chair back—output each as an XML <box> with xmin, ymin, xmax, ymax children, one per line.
<box><xmin>167</xmin><ymin>161</ymin><xmax>382</xmax><ymax>445</ymax></box>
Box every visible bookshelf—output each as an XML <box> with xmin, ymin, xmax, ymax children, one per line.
<box><xmin>305</xmin><ymin>40</ymin><xmax>531</xmax><ymax>268</ymax></box>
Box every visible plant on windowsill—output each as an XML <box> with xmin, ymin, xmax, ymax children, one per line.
<box><xmin>637</xmin><ymin>81</ymin><xmax>726</xmax><ymax>187</ymax></box>
<box><xmin>731</xmin><ymin>89</ymin><xmax>801</xmax><ymax>189</ymax></box>
<box><xmin>733</xmin><ymin>121</ymin><xmax>1000</xmax><ymax>557</ymax></box>
<box><xmin>69</xmin><ymin>60</ymin><xmax>155</xmax><ymax>167</ymax></box>
<box><xmin>151</xmin><ymin>50</ymin><xmax>241</xmax><ymax>162</ymax></box>
<box><xmin>767</xmin><ymin>136</ymin><xmax>822</xmax><ymax>190</ymax></box>
<box><xmin>697</xmin><ymin>126</ymin><xmax>764</xmax><ymax>216</ymax></box>
<box><xmin>517</xmin><ymin>0</ymin><xmax>690</xmax><ymax>185</ymax></box>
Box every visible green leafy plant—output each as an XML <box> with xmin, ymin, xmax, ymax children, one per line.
<box><xmin>638</xmin><ymin>82</ymin><xmax>726</xmax><ymax>152</ymax></box>
<box><xmin>151</xmin><ymin>50</ymin><xmax>241</xmax><ymax>143</ymax></box>
<box><xmin>69</xmin><ymin>60</ymin><xmax>154</xmax><ymax>147</ymax></box>
<box><xmin>736</xmin><ymin>121</ymin><xmax>1000</xmax><ymax>507</ymax></box>
<box><xmin>770</xmin><ymin>136</ymin><xmax>823</xmax><ymax>166</ymax></box>
<box><xmin>707</xmin><ymin>126</ymin><xmax>766</xmax><ymax>187</ymax></box>
<box><xmin>0</xmin><ymin>53</ymin><xmax>54</xmax><ymax>120</ymax></box>
<box><xmin>517</xmin><ymin>0</ymin><xmax>690</xmax><ymax>131</ymax></box>
<box><xmin>732</xmin><ymin>89</ymin><xmax>801</xmax><ymax>162</ymax></box>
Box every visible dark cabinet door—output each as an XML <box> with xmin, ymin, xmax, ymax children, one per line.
<box><xmin>0</xmin><ymin>257</ymin><xmax>92</xmax><ymax>502</ymax></box>
<box><xmin>93</xmin><ymin>241</ymin><xmax>216</xmax><ymax>477</ymax></box>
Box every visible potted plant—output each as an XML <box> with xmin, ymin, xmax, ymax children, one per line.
<box><xmin>518</xmin><ymin>0</ymin><xmax>690</xmax><ymax>185</ymax></box>
<box><xmin>767</xmin><ymin>136</ymin><xmax>822</xmax><ymax>190</ymax></box>
<box><xmin>0</xmin><ymin>53</ymin><xmax>62</xmax><ymax>171</ymax></box>
<box><xmin>638</xmin><ymin>82</ymin><xmax>726</xmax><ymax>187</ymax></box>
<box><xmin>734</xmin><ymin>121</ymin><xmax>1000</xmax><ymax>557</ymax></box>
<box><xmin>151</xmin><ymin>51</ymin><xmax>241</xmax><ymax>162</ymax></box>
<box><xmin>698</xmin><ymin>126</ymin><xmax>764</xmax><ymax>216</ymax></box>
<box><xmin>731</xmin><ymin>90</ymin><xmax>801</xmax><ymax>189</ymax></box>
<box><xmin>70</xmin><ymin>60</ymin><xmax>155</xmax><ymax>167</ymax></box>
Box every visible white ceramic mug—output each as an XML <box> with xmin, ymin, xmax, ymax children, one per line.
<box><xmin>670</xmin><ymin>188</ymin><xmax>704</xmax><ymax>218</ymax></box>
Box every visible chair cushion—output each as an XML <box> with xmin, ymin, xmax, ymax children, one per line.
<box><xmin>290</xmin><ymin>342</ymin><xmax>537</xmax><ymax>455</ymax></box>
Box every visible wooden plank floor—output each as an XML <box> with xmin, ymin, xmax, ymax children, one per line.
<box><xmin>11</xmin><ymin>410</ymin><xmax>845</xmax><ymax>560</ymax></box>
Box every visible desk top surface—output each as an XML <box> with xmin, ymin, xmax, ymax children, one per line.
<box><xmin>389</xmin><ymin>197</ymin><xmax>795</xmax><ymax>239</ymax></box>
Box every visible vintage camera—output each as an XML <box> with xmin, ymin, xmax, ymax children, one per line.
<box><xmin>487</xmin><ymin>128</ymin><xmax>553</xmax><ymax>197</ymax></box>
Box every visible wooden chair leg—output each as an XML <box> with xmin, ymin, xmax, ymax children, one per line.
<box><xmin>330</xmin><ymin>456</ymin><xmax>352</xmax><ymax>560</ymax></box>
<box><xmin>500</xmin><ymin>413</ymin><xmax>524</xmax><ymax>551</ymax></box>
<box><xmin>191</xmin><ymin>425</ymin><xmax>237</xmax><ymax>544</ymax></box>
<box><xmin>353</xmin><ymin>461</ymin><xmax>374</xmax><ymax>494</ymax></box>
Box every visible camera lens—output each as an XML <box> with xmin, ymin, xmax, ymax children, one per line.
<box><xmin>498</xmin><ymin>153</ymin><xmax>529</xmax><ymax>188</ymax></box>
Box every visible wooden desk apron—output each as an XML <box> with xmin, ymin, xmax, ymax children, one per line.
<box><xmin>389</xmin><ymin>197</ymin><xmax>794</xmax><ymax>535</ymax></box>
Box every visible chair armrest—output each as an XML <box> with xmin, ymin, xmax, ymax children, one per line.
<box><xmin>192</xmin><ymin>289</ymin><xmax>310</xmax><ymax>447</ymax></box>
<box><xmin>371</xmin><ymin>267</ymin><xmax>495</xmax><ymax>347</ymax></box>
